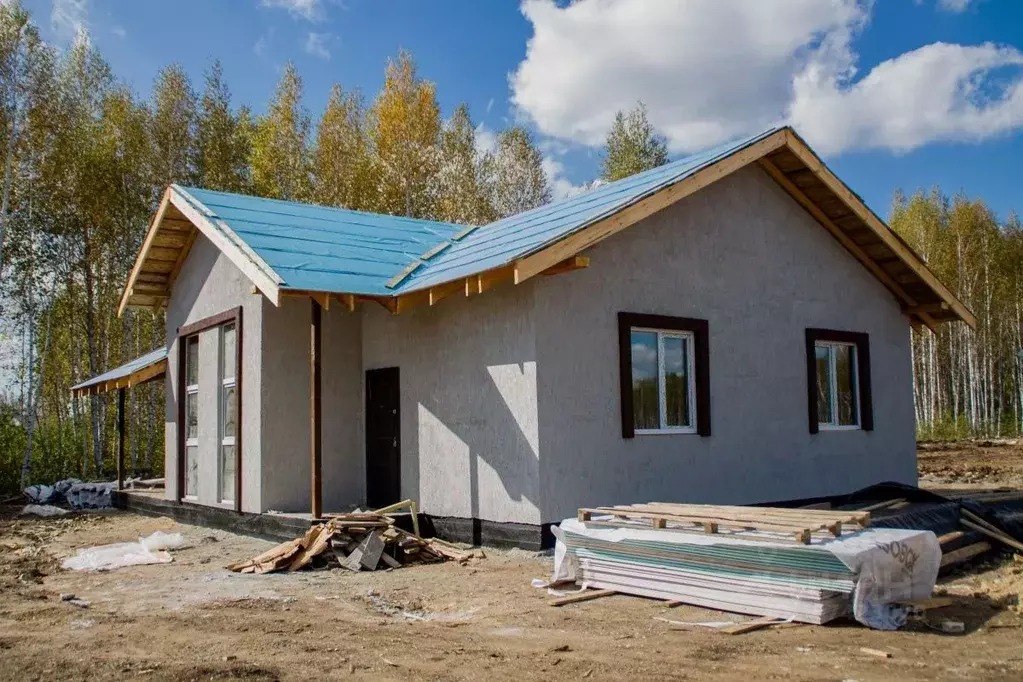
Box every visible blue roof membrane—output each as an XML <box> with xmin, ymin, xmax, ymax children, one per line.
<box><xmin>395</xmin><ymin>127</ymin><xmax>784</xmax><ymax>293</ymax></box>
<box><xmin>71</xmin><ymin>347</ymin><xmax>168</xmax><ymax>392</ymax></box>
<box><xmin>176</xmin><ymin>187</ymin><xmax>463</xmax><ymax>296</ymax></box>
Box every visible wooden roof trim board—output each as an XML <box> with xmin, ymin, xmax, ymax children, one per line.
<box><xmin>781</xmin><ymin>129</ymin><xmax>976</xmax><ymax>328</ymax></box>
<box><xmin>510</xmin><ymin>130</ymin><xmax>790</xmax><ymax>284</ymax></box>
<box><xmin>168</xmin><ymin>185</ymin><xmax>284</xmax><ymax>306</ymax></box>
<box><xmin>117</xmin><ymin>188</ymin><xmax>173</xmax><ymax>317</ymax></box>
<box><xmin>70</xmin><ymin>351</ymin><xmax>168</xmax><ymax>398</ymax></box>
<box><xmin>508</xmin><ymin>127</ymin><xmax>974</xmax><ymax>330</ymax></box>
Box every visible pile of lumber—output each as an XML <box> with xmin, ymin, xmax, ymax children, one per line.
<box><xmin>227</xmin><ymin>512</ymin><xmax>475</xmax><ymax>574</ymax></box>
<box><xmin>556</xmin><ymin>502</ymin><xmax>941</xmax><ymax>626</ymax></box>
<box><xmin>578</xmin><ymin>502</ymin><xmax>870</xmax><ymax>544</ymax></box>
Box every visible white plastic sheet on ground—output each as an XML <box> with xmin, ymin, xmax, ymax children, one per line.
<box><xmin>61</xmin><ymin>531</ymin><xmax>185</xmax><ymax>572</ymax></box>
<box><xmin>550</xmin><ymin>520</ymin><xmax>941</xmax><ymax>630</ymax></box>
<box><xmin>20</xmin><ymin>504</ymin><xmax>68</xmax><ymax>517</ymax></box>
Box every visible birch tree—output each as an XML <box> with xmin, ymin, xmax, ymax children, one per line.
<box><xmin>600</xmin><ymin>102</ymin><xmax>668</xmax><ymax>182</ymax></box>
<box><xmin>491</xmin><ymin>125</ymin><xmax>550</xmax><ymax>218</ymax></box>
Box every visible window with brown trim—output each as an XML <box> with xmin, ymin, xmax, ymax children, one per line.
<box><xmin>805</xmin><ymin>328</ymin><xmax>873</xmax><ymax>434</ymax></box>
<box><xmin>618</xmin><ymin>313</ymin><xmax>711</xmax><ymax>438</ymax></box>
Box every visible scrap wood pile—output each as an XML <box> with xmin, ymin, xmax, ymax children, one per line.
<box><xmin>227</xmin><ymin>512</ymin><xmax>475</xmax><ymax>574</ymax></box>
<box><xmin>552</xmin><ymin>502</ymin><xmax>943</xmax><ymax>629</ymax></box>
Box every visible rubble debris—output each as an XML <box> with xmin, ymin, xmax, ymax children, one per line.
<box><xmin>226</xmin><ymin>511</ymin><xmax>479</xmax><ymax>574</ymax></box>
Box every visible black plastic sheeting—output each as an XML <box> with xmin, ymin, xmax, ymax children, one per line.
<box><xmin>766</xmin><ymin>481</ymin><xmax>1023</xmax><ymax>545</ymax></box>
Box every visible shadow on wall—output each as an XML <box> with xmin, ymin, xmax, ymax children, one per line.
<box><xmin>412</xmin><ymin>359</ymin><xmax>540</xmax><ymax>542</ymax></box>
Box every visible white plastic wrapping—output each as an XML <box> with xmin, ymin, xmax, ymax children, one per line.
<box><xmin>61</xmin><ymin>531</ymin><xmax>185</xmax><ymax>572</ymax></box>
<box><xmin>550</xmin><ymin>520</ymin><xmax>941</xmax><ymax>630</ymax></box>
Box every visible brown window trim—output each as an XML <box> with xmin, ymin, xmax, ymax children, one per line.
<box><xmin>176</xmin><ymin>305</ymin><xmax>243</xmax><ymax>513</ymax></box>
<box><xmin>618</xmin><ymin>312</ymin><xmax>711</xmax><ymax>439</ymax></box>
<box><xmin>805</xmin><ymin>328</ymin><xmax>873</xmax><ymax>435</ymax></box>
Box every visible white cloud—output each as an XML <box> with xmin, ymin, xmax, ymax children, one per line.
<box><xmin>261</xmin><ymin>0</ymin><xmax>323</xmax><ymax>21</ymax></box>
<box><xmin>511</xmin><ymin>0</ymin><xmax>1023</xmax><ymax>156</ymax></box>
<box><xmin>542</xmin><ymin>155</ymin><xmax>589</xmax><ymax>201</ymax></box>
<box><xmin>474</xmin><ymin>122</ymin><xmax>498</xmax><ymax>156</ymax></box>
<box><xmin>51</xmin><ymin>0</ymin><xmax>88</xmax><ymax>40</ymax></box>
<box><xmin>254</xmin><ymin>28</ymin><xmax>275</xmax><ymax>57</ymax></box>
<box><xmin>790</xmin><ymin>42</ymin><xmax>1023</xmax><ymax>154</ymax></box>
<box><xmin>305</xmin><ymin>32</ymin><xmax>332</xmax><ymax>60</ymax></box>
<box><xmin>111</xmin><ymin>25</ymin><xmax>125</xmax><ymax>38</ymax></box>
<box><xmin>937</xmin><ymin>0</ymin><xmax>979</xmax><ymax>12</ymax></box>
<box><xmin>485</xmin><ymin>97</ymin><xmax>495</xmax><ymax>114</ymax></box>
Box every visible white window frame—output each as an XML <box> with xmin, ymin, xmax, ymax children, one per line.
<box><xmin>815</xmin><ymin>340</ymin><xmax>860</xmax><ymax>431</ymax></box>
<box><xmin>184</xmin><ymin>336</ymin><xmax>199</xmax><ymax>500</ymax></box>
<box><xmin>633</xmin><ymin>327</ymin><xmax>698</xmax><ymax>435</ymax></box>
<box><xmin>218</xmin><ymin>324</ymin><xmax>237</xmax><ymax>505</ymax></box>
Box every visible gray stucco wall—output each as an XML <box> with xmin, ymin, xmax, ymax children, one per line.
<box><xmin>362</xmin><ymin>284</ymin><xmax>541</xmax><ymax>525</ymax></box>
<box><xmin>259</xmin><ymin>298</ymin><xmax>363</xmax><ymax>512</ymax></box>
<box><xmin>164</xmin><ymin>234</ymin><xmax>263</xmax><ymax>512</ymax></box>
<box><xmin>534</xmin><ymin>165</ymin><xmax>917</xmax><ymax>522</ymax></box>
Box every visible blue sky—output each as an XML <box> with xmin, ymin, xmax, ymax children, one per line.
<box><xmin>22</xmin><ymin>0</ymin><xmax>1023</xmax><ymax>222</ymax></box>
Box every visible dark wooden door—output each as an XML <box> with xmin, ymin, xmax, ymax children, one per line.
<box><xmin>365</xmin><ymin>367</ymin><xmax>401</xmax><ymax>509</ymax></box>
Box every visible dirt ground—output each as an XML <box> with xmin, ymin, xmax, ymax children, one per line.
<box><xmin>918</xmin><ymin>438</ymin><xmax>1023</xmax><ymax>488</ymax></box>
<box><xmin>1</xmin><ymin>441</ymin><xmax>1022</xmax><ymax>682</ymax></box>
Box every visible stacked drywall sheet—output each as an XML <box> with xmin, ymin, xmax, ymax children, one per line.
<box><xmin>552</xmin><ymin>515</ymin><xmax>941</xmax><ymax>629</ymax></box>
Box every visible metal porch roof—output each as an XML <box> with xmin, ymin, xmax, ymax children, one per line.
<box><xmin>71</xmin><ymin>347</ymin><xmax>168</xmax><ymax>397</ymax></box>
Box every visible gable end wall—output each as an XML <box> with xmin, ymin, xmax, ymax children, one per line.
<box><xmin>534</xmin><ymin>165</ymin><xmax>916</xmax><ymax>522</ymax></box>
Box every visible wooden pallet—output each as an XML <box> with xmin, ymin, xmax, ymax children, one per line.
<box><xmin>578</xmin><ymin>503</ymin><xmax>870</xmax><ymax>545</ymax></box>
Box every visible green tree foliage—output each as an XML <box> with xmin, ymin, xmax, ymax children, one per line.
<box><xmin>890</xmin><ymin>190</ymin><xmax>1023</xmax><ymax>438</ymax></box>
<box><xmin>251</xmin><ymin>62</ymin><xmax>312</xmax><ymax>201</ymax></box>
<box><xmin>313</xmin><ymin>84</ymin><xmax>376</xmax><ymax>211</ymax></box>
<box><xmin>491</xmin><ymin>125</ymin><xmax>551</xmax><ymax>218</ymax></box>
<box><xmin>600</xmin><ymin>102</ymin><xmax>668</xmax><ymax>182</ymax></box>
<box><xmin>0</xmin><ymin>17</ymin><xmax>566</xmax><ymax>491</ymax></box>
<box><xmin>371</xmin><ymin>50</ymin><xmax>441</xmax><ymax>218</ymax></box>
<box><xmin>196</xmin><ymin>60</ymin><xmax>250</xmax><ymax>193</ymax></box>
<box><xmin>435</xmin><ymin>104</ymin><xmax>495</xmax><ymax>225</ymax></box>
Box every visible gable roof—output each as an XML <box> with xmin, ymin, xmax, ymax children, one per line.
<box><xmin>119</xmin><ymin>126</ymin><xmax>974</xmax><ymax>329</ymax></box>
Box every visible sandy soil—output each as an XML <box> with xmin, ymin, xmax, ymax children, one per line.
<box><xmin>1</xmin><ymin>507</ymin><xmax>1022</xmax><ymax>682</ymax></box>
<box><xmin>918</xmin><ymin>439</ymin><xmax>1023</xmax><ymax>489</ymax></box>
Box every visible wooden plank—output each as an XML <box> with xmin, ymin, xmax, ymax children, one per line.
<box><xmin>165</xmin><ymin>227</ymin><xmax>198</xmax><ymax>290</ymax></box>
<box><xmin>310</xmin><ymin>298</ymin><xmax>322</xmax><ymax>520</ymax></box>
<box><xmin>961</xmin><ymin>517</ymin><xmax>1023</xmax><ymax>552</ymax></box>
<box><xmin>429</xmin><ymin>279</ymin><xmax>465</xmax><ymax>306</ymax></box>
<box><xmin>337</xmin><ymin>293</ymin><xmax>356</xmax><ymax>312</ymax></box>
<box><xmin>549</xmin><ymin>589</ymin><xmax>616</xmax><ymax>607</ymax></box>
<box><xmin>465</xmin><ymin>264</ymin><xmax>516</xmax><ymax>297</ymax></box>
<box><xmin>783</xmin><ymin>130</ymin><xmax>975</xmax><ymax>328</ymax></box>
<box><xmin>385</xmin><ymin>260</ymin><xmax>424</xmax><ymax>289</ymax></box>
<box><xmin>720</xmin><ymin>617</ymin><xmax>787</xmax><ymax>635</ymax></box>
<box><xmin>941</xmin><ymin>541</ymin><xmax>991</xmax><ymax>568</ymax></box>
<box><xmin>118</xmin><ymin>189</ymin><xmax>173</xmax><ymax>317</ymax></box>
<box><xmin>937</xmin><ymin>531</ymin><xmax>965</xmax><ymax>545</ymax></box>
<box><xmin>540</xmin><ymin>255</ymin><xmax>590</xmax><ymax>276</ymax></box>
<box><xmin>513</xmin><ymin>130</ymin><xmax>788</xmax><ymax>284</ymax></box>
<box><xmin>168</xmin><ymin>188</ymin><xmax>283</xmax><ymax>307</ymax></box>
<box><xmin>636</xmin><ymin>502</ymin><xmax>868</xmax><ymax>525</ymax></box>
<box><xmin>860</xmin><ymin>647</ymin><xmax>892</xmax><ymax>659</ymax></box>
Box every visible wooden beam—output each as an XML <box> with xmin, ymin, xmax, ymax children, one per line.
<box><xmin>540</xmin><ymin>255</ymin><xmax>590</xmax><ymax>276</ymax></box>
<box><xmin>466</xmin><ymin>264</ymin><xmax>516</xmax><ymax>297</ymax></box>
<box><xmin>165</xmin><ymin>227</ymin><xmax>198</xmax><ymax>290</ymax></box>
<box><xmin>310</xmin><ymin>298</ymin><xmax>322</xmax><ymax>520</ymax></box>
<box><xmin>903</xmin><ymin>302</ymin><xmax>950</xmax><ymax>315</ymax></box>
<box><xmin>117</xmin><ymin>388</ymin><xmax>125</xmax><ymax>491</ymax></box>
<box><xmin>429</xmin><ymin>279</ymin><xmax>465</xmax><ymax>306</ymax></box>
<box><xmin>783</xmin><ymin>130</ymin><xmax>976</xmax><ymax>328</ymax></box>
<box><xmin>309</xmin><ymin>291</ymin><xmax>330</xmax><ymax>310</ymax></box>
<box><xmin>512</xmin><ymin>130</ymin><xmax>788</xmax><ymax>284</ymax></box>
<box><xmin>338</xmin><ymin>293</ymin><xmax>356</xmax><ymax>312</ymax></box>
<box><xmin>119</xmin><ymin>188</ymin><xmax>173</xmax><ymax>317</ymax></box>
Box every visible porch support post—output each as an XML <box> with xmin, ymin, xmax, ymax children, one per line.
<box><xmin>310</xmin><ymin>298</ymin><xmax>322</xmax><ymax>519</ymax></box>
<box><xmin>117</xmin><ymin>387</ymin><xmax>126</xmax><ymax>491</ymax></box>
